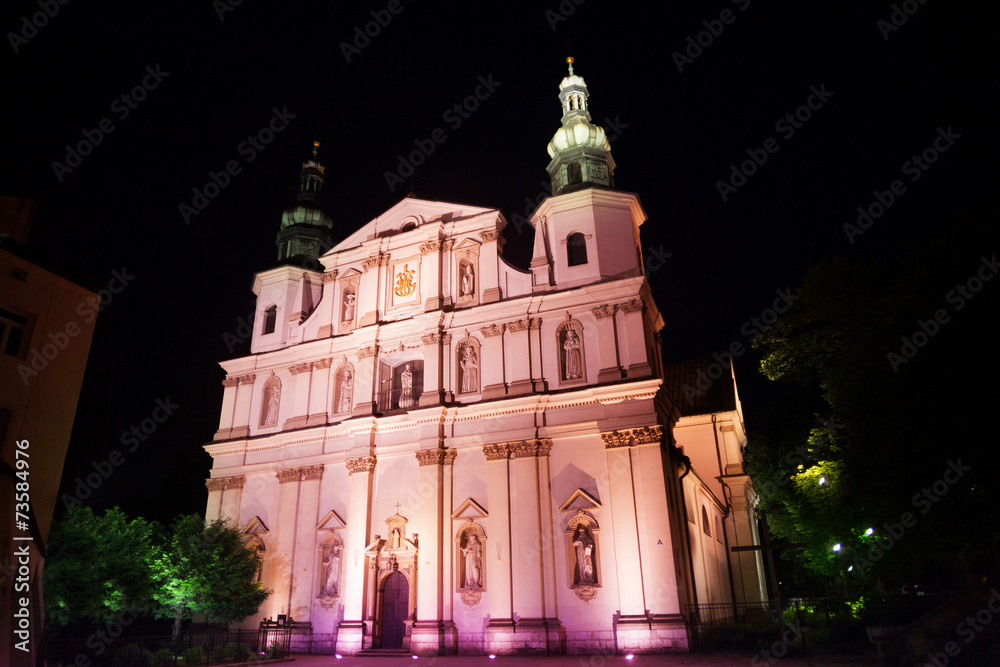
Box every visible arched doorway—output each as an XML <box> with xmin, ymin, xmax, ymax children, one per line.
<box><xmin>381</xmin><ymin>571</ymin><xmax>408</xmax><ymax>649</ymax></box>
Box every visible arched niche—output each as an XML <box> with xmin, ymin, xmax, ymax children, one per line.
<box><xmin>556</xmin><ymin>319</ymin><xmax>586</xmax><ymax>386</ymax></box>
<box><xmin>259</xmin><ymin>375</ymin><xmax>281</xmax><ymax>428</ymax></box>
<box><xmin>245</xmin><ymin>534</ymin><xmax>265</xmax><ymax>583</ymax></box>
<box><xmin>317</xmin><ymin>531</ymin><xmax>344</xmax><ymax>607</ymax></box>
<box><xmin>455</xmin><ymin>336</ymin><xmax>481</xmax><ymax>396</ymax></box>
<box><xmin>454</xmin><ymin>521</ymin><xmax>487</xmax><ymax>607</ymax></box>
<box><xmin>565</xmin><ymin>511</ymin><xmax>601</xmax><ymax>601</ymax></box>
<box><xmin>333</xmin><ymin>363</ymin><xmax>355</xmax><ymax>415</ymax></box>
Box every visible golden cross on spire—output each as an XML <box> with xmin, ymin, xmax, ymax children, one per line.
<box><xmin>566</xmin><ymin>56</ymin><xmax>574</xmax><ymax>75</ymax></box>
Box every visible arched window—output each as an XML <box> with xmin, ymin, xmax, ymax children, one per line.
<box><xmin>567</xmin><ymin>163</ymin><xmax>582</xmax><ymax>186</ymax></box>
<box><xmin>567</xmin><ymin>233</ymin><xmax>588</xmax><ymax>266</ymax></box>
<box><xmin>262</xmin><ymin>305</ymin><xmax>277</xmax><ymax>334</ymax></box>
<box><xmin>701</xmin><ymin>506</ymin><xmax>712</xmax><ymax>537</ymax></box>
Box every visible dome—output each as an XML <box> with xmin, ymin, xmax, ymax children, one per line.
<box><xmin>547</xmin><ymin>117</ymin><xmax>611</xmax><ymax>158</ymax></box>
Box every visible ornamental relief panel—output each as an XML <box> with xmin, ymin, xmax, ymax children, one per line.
<box><xmin>389</xmin><ymin>254</ymin><xmax>421</xmax><ymax>309</ymax></box>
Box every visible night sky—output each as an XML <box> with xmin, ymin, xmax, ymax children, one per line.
<box><xmin>1</xmin><ymin>1</ymin><xmax>995</xmax><ymax>525</ymax></box>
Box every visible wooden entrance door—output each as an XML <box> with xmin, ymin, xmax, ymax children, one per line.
<box><xmin>381</xmin><ymin>572</ymin><xmax>408</xmax><ymax>649</ymax></box>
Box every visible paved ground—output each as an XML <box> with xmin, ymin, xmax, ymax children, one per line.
<box><xmin>282</xmin><ymin>652</ymin><xmax>878</xmax><ymax>666</ymax></box>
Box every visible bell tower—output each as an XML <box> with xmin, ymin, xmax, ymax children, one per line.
<box><xmin>530</xmin><ymin>59</ymin><xmax>646</xmax><ymax>291</ymax></box>
<box><xmin>276</xmin><ymin>141</ymin><xmax>334</xmax><ymax>270</ymax></box>
<box><xmin>545</xmin><ymin>57</ymin><xmax>616</xmax><ymax>196</ymax></box>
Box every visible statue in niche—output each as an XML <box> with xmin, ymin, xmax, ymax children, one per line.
<box><xmin>461</xmin><ymin>263</ymin><xmax>475</xmax><ymax>297</ymax></box>
<box><xmin>399</xmin><ymin>364</ymin><xmax>413</xmax><ymax>408</ymax></box>
<box><xmin>337</xmin><ymin>371</ymin><xmax>353</xmax><ymax>413</ymax></box>
<box><xmin>462</xmin><ymin>534</ymin><xmax>483</xmax><ymax>588</ymax></box>
<box><xmin>342</xmin><ymin>292</ymin><xmax>355</xmax><ymax>322</ymax></box>
<box><xmin>323</xmin><ymin>545</ymin><xmax>341</xmax><ymax>595</ymax></box>
<box><xmin>572</xmin><ymin>525</ymin><xmax>596</xmax><ymax>584</ymax></box>
<box><xmin>563</xmin><ymin>329</ymin><xmax>583</xmax><ymax>380</ymax></box>
<box><xmin>263</xmin><ymin>385</ymin><xmax>279</xmax><ymax>426</ymax></box>
<box><xmin>460</xmin><ymin>345</ymin><xmax>478</xmax><ymax>393</ymax></box>
<box><xmin>390</xmin><ymin>527</ymin><xmax>402</xmax><ymax>550</ymax></box>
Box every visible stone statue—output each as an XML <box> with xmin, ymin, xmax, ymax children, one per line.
<box><xmin>263</xmin><ymin>385</ymin><xmax>279</xmax><ymax>425</ymax></box>
<box><xmin>460</xmin><ymin>345</ymin><xmax>478</xmax><ymax>393</ymax></box>
<box><xmin>391</xmin><ymin>527</ymin><xmax>402</xmax><ymax>550</ymax></box>
<box><xmin>343</xmin><ymin>292</ymin><xmax>355</xmax><ymax>322</ymax></box>
<box><xmin>462</xmin><ymin>534</ymin><xmax>482</xmax><ymax>588</ymax></box>
<box><xmin>563</xmin><ymin>329</ymin><xmax>582</xmax><ymax>380</ymax></box>
<box><xmin>461</xmin><ymin>263</ymin><xmax>474</xmax><ymax>296</ymax></box>
<box><xmin>337</xmin><ymin>371</ymin><xmax>353</xmax><ymax>413</ymax></box>
<box><xmin>572</xmin><ymin>526</ymin><xmax>596</xmax><ymax>584</ymax></box>
<box><xmin>399</xmin><ymin>364</ymin><xmax>413</xmax><ymax>408</ymax></box>
<box><xmin>323</xmin><ymin>546</ymin><xmax>341</xmax><ymax>595</ymax></box>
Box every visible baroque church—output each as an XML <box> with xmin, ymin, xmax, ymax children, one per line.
<box><xmin>203</xmin><ymin>59</ymin><xmax>767</xmax><ymax>655</ymax></box>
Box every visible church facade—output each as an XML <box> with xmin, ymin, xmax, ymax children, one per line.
<box><xmin>203</xmin><ymin>60</ymin><xmax>766</xmax><ymax>655</ymax></box>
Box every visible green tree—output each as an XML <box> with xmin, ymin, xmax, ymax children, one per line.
<box><xmin>44</xmin><ymin>506</ymin><xmax>160</xmax><ymax>626</ymax></box>
<box><xmin>153</xmin><ymin>515</ymin><xmax>270</xmax><ymax>640</ymax></box>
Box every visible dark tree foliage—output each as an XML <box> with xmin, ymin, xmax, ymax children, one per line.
<box><xmin>44</xmin><ymin>507</ymin><xmax>159</xmax><ymax>626</ymax></box>
<box><xmin>749</xmin><ymin>216</ymin><xmax>1000</xmax><ymax>591</ymax></box>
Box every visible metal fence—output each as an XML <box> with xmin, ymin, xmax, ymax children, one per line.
<box><xmin>686</xmin><ymin>597</ymin><xmax>851</xmax><ymax>652</ymax></box>
<box><xmin>102</xmin><ymin>627</ymin><xmax>292</xmax><ymax>666</ymax></box>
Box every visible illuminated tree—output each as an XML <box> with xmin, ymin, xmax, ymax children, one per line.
<box><xmin>153</xmin><ymin>515</ymin><xmax>270</xmax><ymax>641</ymax></box>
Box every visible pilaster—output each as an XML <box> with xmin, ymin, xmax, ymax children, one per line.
<box><xmin>592</xmin><ymin>304</ymin><xmax>624</xmax><ymax>382</ymax></box>
<box><xmin>215</xmin><ymin>377</ymin><xmax>239</xmax><ymax>440</ymax></box>
<box><xmin>337</xmin><ymin>456</ymin><xmax>376</xmax><ymax>655</ymax></box>
<box><xmin>479</xmin><ymin>229</ymin><xmax>501</xmax><ymax>303</ymax></box>
<box><xmin>411</xmin><ymin>448</ymin><xmax>457</xmax><ymax>654</ymax></box>
<box><xmin>418</xmin><ymin>333</ymin><xmax>443</xmax><ymax>407</ymax></box>
<box><xmin>617</xmin><ymin>298</ymin><xmax>652</xmax><ymax>378</ymax></box>
<box><xmin>528</xmin><ymin>319</ymin><xmax>546</xmax><ymax>392</ymax></box>
<box><xmin>505</xmin><ymin>319</ymin><xmax>533</xmax><ymax>396</ymax></box>
<box><xmin>480</xmin><ymin>324</ymin><xmax>506</xmax><ymax>400</ymax></box>
<box><xmin>283</xmin><ymin>362</ymin><xmax>312</xmax><ymax>430</ymax></box>
<box><xmin>231</xmin><ymin>374</ymin><xmax>256</xmax><ymax>439</ymax></box>
<box><xmin>307</xmin><ymin>358</ymin><xmax>332</xmax><ymax>426</ymax></box>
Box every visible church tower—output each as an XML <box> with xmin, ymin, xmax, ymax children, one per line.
<box><xmin>276</xmin><ymin>141</ymin><xmax>333</xmax><ymax>270</ymax></box>
<box><xmin>545</xmin><ymin>57</ymin><xmax>616</xmax><ymax>195</ymax></box>
<box><xmin>531</xmin><ymin>59</ymin><xmax>646</xmax><ymax>292</ymax></box>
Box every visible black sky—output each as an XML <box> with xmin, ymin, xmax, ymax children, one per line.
<box><xmin>1</xmin><ymin>0</ymin><xmax>996</xmax><ymax>525</ymax></box>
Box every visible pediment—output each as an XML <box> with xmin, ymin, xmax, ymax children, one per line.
<box><xmin>316</xmin><ymin>509</ymin><xmax>346</xmax><ymax>531</ymax></box>
<box><xmin>241</xmin><ymin>516</ymin><xmax>269</xmax><ymax>536</ymax></box>
<box><xmin>451</xmin><ymin>497</ymin><xmax>488</xmax><ymax>520</ymax></box>
<box><xmin>560</xmin><ymin>488</ymin><xmax>602</xmax><ymax>512</ymax></box>
<box><xmin>329</xmin><ymin>197</ymin><xmax>498</xmax><ymax>252</ymax></box>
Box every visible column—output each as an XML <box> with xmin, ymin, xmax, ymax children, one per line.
<box><xmin>483</xmin><ymin>444</ymin><xmax>514</xmax><ymax>651</ymax></box>
<box><xmin>617</xmin><ymin>299</ymin><xmax>652</xmax><ymax>378</ymax></box>
<box><xmin>353</xmin><ymin>346</ymin><xmax>378</xmax><ymax>416</ymax></box>
<box><xmin>411</xmin><ymin>448</ymin><xmax>457</xmax><ymax>654</ymax></box>
<box><xmin>230</xmin><ymin>374</ymin><xmax>256</xmax><ymax>438</ymax></box>
<box><xmin>337</xmin><ymin>456</ymin><xmax>376</xmax><ymax>655</ymax></box>
<box><xmin>505</xmin><ymin>320</ymin><xmax>532</xmax><ymax>396</ymax></box>
<box><xmin>592</xmin><ymin>304</ymin><xmax>623</xmax><ymax>382</ymax></box>
<box><xmin>283</xmin><ymin>363</ymin><xmax>312</xmax><ymax>430</ymax></box>
<box><xmin>291</xmin><ymin>466</ymin><xmax>324</xmax><ymax>622</ymax></box>
<box><xmin>308</xmin><ymin>359</ymin><xmax>332</xmax><ymax>426</ymax></box>
<box><xmin>480</xmin><ymin>324</ymin><xmax>506</xmax><ymax>400</ymax></box>
<box><xmin>418</xmin><ymin>333</ymin><xmax>443</xmax><ymax>407</ymax></box>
